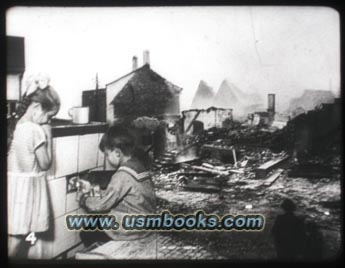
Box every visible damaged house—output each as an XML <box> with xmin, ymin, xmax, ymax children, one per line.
<box><xmin>288</xmin><ymin>89</ymin><xmax>335</xmax><ymax>118</ymax></box>
<box><xmin>287</xmin><ymin>98</ymin><xmax>341</xmax><ymax>158</ymax></box>
<box><xmin>182</xmin><ymin>106</ymin><xmax>233</xmax><ymax>135</ymax></box>
<box><xmin>106</xmin><ymin>52</ymin><xmax>182</xmax><ymax>122</ymax></box>
<box><xmin>247</xmin><ymin>94</ymin><xmax>276</xmax><ymax>127</ymax></box>
<box><xmin>105</xmin><ymin>51</ymin><xmax>183</xmax><ymax>156</ymax></box>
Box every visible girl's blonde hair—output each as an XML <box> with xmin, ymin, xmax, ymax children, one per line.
<box><xmin>7</xmin><ymin>76</ymin><xmax>60</xmax><ymax>151</ymax></box>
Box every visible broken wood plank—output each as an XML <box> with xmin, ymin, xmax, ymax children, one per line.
<box><xmin>201</xmin><ymin>144</ymin><xmax>234</xmax><ymax>152</ymax></box>
<box><xmin>228</xmin><ymin>169</ymin><xmax>245</xmax><ymax>174</ymax></box>
<box><xmin>262</xmin><ymin>169</ymin><xmax>284</xmax><ymax>186</ymax></box>
<box><xmin>185</xmin><ymin>165</ymin><xmax>245</xmax><ymax>176</ymax></box>
<box><xmin>255</xmin><ymin>156</ymin><xmax>289</xmax><ymax>178</ymax></box>
<box><xmin>201</xmin><ymin>163</ymin><xmax>215</xmax><ymax>169</ymax></box>
<box><xmin>189</xmin><ymin>165</ymin><xmax>230</xmax><ymax>176</ymax></box>
<box><xmin>183</xmin><ymin>182</ymin><xmax>221</xmax><ymax>193</ymax></box>
<box><xmin>232</xmin><ymin>148</ymin><xmax>237</xmax><ymax>164</ymax></box>
<box><xmin>177</xmin><ymin>172</ymin><xmax>215</xmax><ymax>177</ymax></box>
<box><xmin>185</xmin><ymin>110</ymin><xmax>202</xmax><ymax>133</ymax></box>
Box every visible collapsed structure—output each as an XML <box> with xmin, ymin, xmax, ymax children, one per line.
<box><xmin>182</xmin><ymin>107</ymin><xmax>233</xmax><ymax>135</ymax></box>
<box><xmin>82</xmin><ymin>52</ymin><xmax>340</xmax><ymax>186</ymax></box>
<box><xmin>288</xmin><ymin>89</ymin><xmax>335</xmax><ymax>118</ymax></box>
<box><xmin>190</xmin><ymin>79</ymin><xmax>263</xmax><ymax>120</ymax></box>
<box><xmin>77</xmin><ymin>54</ymin><xmax>341</xmax><ymax>259</ymax></box>
<box><xmin>153</xmin><ymin>89</ymin><xmax>341</xmax><ymax>194</ymax></box>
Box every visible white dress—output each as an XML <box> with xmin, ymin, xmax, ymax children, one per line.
<box><xmin>7</xmin><ymin>121</ymin><xmax>50</xmax><ymax>235</ymax></box>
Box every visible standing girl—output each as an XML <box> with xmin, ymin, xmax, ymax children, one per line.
<box><xmin>7</xmin><ymin>75</ymin><xmax>60</xmax><ymax>259</ymax></box>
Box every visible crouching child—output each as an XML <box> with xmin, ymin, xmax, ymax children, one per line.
<box><xmin>79</xmin><ymin>124</ymin><xmax>157</xmax><ymax>247</ymax></box>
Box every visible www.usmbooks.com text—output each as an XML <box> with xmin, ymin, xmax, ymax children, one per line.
<box><xmin>66</xmin><ymin>211</ymin><xmax>265</xmax><ymax>231</ymax></box>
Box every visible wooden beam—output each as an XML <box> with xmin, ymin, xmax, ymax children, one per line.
<box><xmin>255</xmin><ymin>156</ymin><xmax>289</xmax><ymax>178</ymax></box>
<box><xmin>262</xmin><ymin>169</ymin><xmax>284</xmax><ymax>186</ymax></box>
<box><xmin>184</xmin><ymin>110</ymin><xmax>202</xmax><ymax>133</ymax></box>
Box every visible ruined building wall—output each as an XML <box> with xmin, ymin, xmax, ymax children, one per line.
<box><xmin>183</xmin><ymin>108</ymin><xmax>233</xmax><ymax>134</ymax></box>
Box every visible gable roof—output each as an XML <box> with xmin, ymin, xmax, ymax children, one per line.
<box><xmin>106</xmin><ymin>64</ymin><xmax>182</xmax><ymax>105</ymax></box>
<box><xmin>106</xmin><ymin>65</ymin><xmax>146</xmax><ymax>87</ymax></box>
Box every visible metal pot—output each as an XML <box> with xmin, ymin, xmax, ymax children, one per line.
<box><xmin>68</xmin><ymin>106</ymin><xmax>89</xmax><ymax>124</ymax></box>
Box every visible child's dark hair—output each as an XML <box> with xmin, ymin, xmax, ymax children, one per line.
<box><xmin>99</xmin><ymin>125</ymin><xmax>135</xmax><ymax>156</ymax></box>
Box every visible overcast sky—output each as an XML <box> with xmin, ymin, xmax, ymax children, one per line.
<box><xmin>6</xmin><ymin>6</ymin><xmax>340</xmax><ymax>118</ymax></box>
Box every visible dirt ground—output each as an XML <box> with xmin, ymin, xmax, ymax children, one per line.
<box><xmin>153</xmin><ymin>168</ymin><xmax>342</xmax><ymax>260</ymax></box>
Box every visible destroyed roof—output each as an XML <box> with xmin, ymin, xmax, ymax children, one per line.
<box><xmin>182</xmin><ymin>106</ymin><xmax>233</xmax><ymax>114</ymax></box>
<box><xmin>302</xmin><ymin>89</ymin><xmax>335</xmax><ymax>98</ymax></box>
<box><xmin>288</xmin><ymin>99</ymin><xmax>341</xmax><ymax>153</ymax></box>
<box><xmin>291</xmin><ymin>98</ymin><xmax>339</xmax><ymax>121</ymax></box>
<box><xmin>288</xmin><ymin>89</ymin><xmax>335</xmax><ymax>112</ymax></box>
<box><xmin>190</xmin><ymin>80</ymin><xmax>215</xmax><ymax>109</ymax></box>
<box><xmin>106</xmin><ymin>64</ymin><xmax>183</xmax><ymax>118</ymax></box>
<box><xmin>254</xmin><ymin>111</ymin><xmax>269</xmax><ymax>116</ymax></box>
<box><xmin>107</xmin><ymin>64</ymin><xmax>183</xmax><ymax>105</ymax></box>
<box><xmin>274</xmin><ymin>113</ymin><xmax>290</xmax><ymax>122</ymax></box>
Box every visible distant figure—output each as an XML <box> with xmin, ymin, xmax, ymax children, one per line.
<box><xmin>271</xmin><ymin>198</ymin><xmax>307</xmax><ymax>260</ymax></box>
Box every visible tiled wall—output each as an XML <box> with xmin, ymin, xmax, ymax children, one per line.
<box><xmin>44</xmin><ymin>132</ymin><xmax>105</xmax><ymax>259</ymax></box>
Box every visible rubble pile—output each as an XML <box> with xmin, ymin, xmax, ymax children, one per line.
<box><xmin>152</xmin><ymin>136</ymin><xmax>292</xmax><ymax>197</ymax></box>
<box><xmin>153</xmin><ymin>164</ymin><xmax>341</xmax><ymax>259</ymax></box>
<box><xmin>157</xmin><ymin>233</ymin><xmax>216</xmax><ymax>259</ymax></box>
<box><xmin>152</xmin><ymin>151</ymin><xmax>179</xmax><ymax>171</ymax></box>
<box><xmin>226</xmin><ymin>125</ymin><xmax>290</xmax><ymax>151</ymax></box>
<box><xmin>148</xmin><ymin>103</ymin><xmax>341</xmax><ymax>259</ymax></box>
<box><xmin>152</xmin><ymin>116</ymin><xmax>339</xmax><ymax>193</ymax></box>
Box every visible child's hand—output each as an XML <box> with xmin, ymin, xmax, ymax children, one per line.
<box><xmin>79</xmin><ymin>192</ymin><xmax>90</xmax><ymax>207</ymax></box>
<box><xmin>77</xmin><ymin>179</ymin><xmax>92</xmax><ymax>194</ymax></box>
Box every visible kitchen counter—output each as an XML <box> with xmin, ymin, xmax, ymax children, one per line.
<box><xmin>51</xmin><ymin>118</ymin><xmax>108</xmax><ymax>137</ymax></box>
<box><xmin>41</xmin><ymin>118</ymin><xmax>107</xmax><ymax>259</ymax></box>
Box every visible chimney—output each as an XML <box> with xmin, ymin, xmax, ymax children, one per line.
<box><xmin>132</xmin><ymin>56</ymin><xmax>138</xmax><ymax>71</ymax></box>
<box><xmin>267</xmin><ymin>93</ymin><xmax>275</xmax><ymax>113</ymax></box>
<box><xmin>143</xmin><ymin>50</ymin><xmax>150</xmax><ymax>66</ymax></box>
